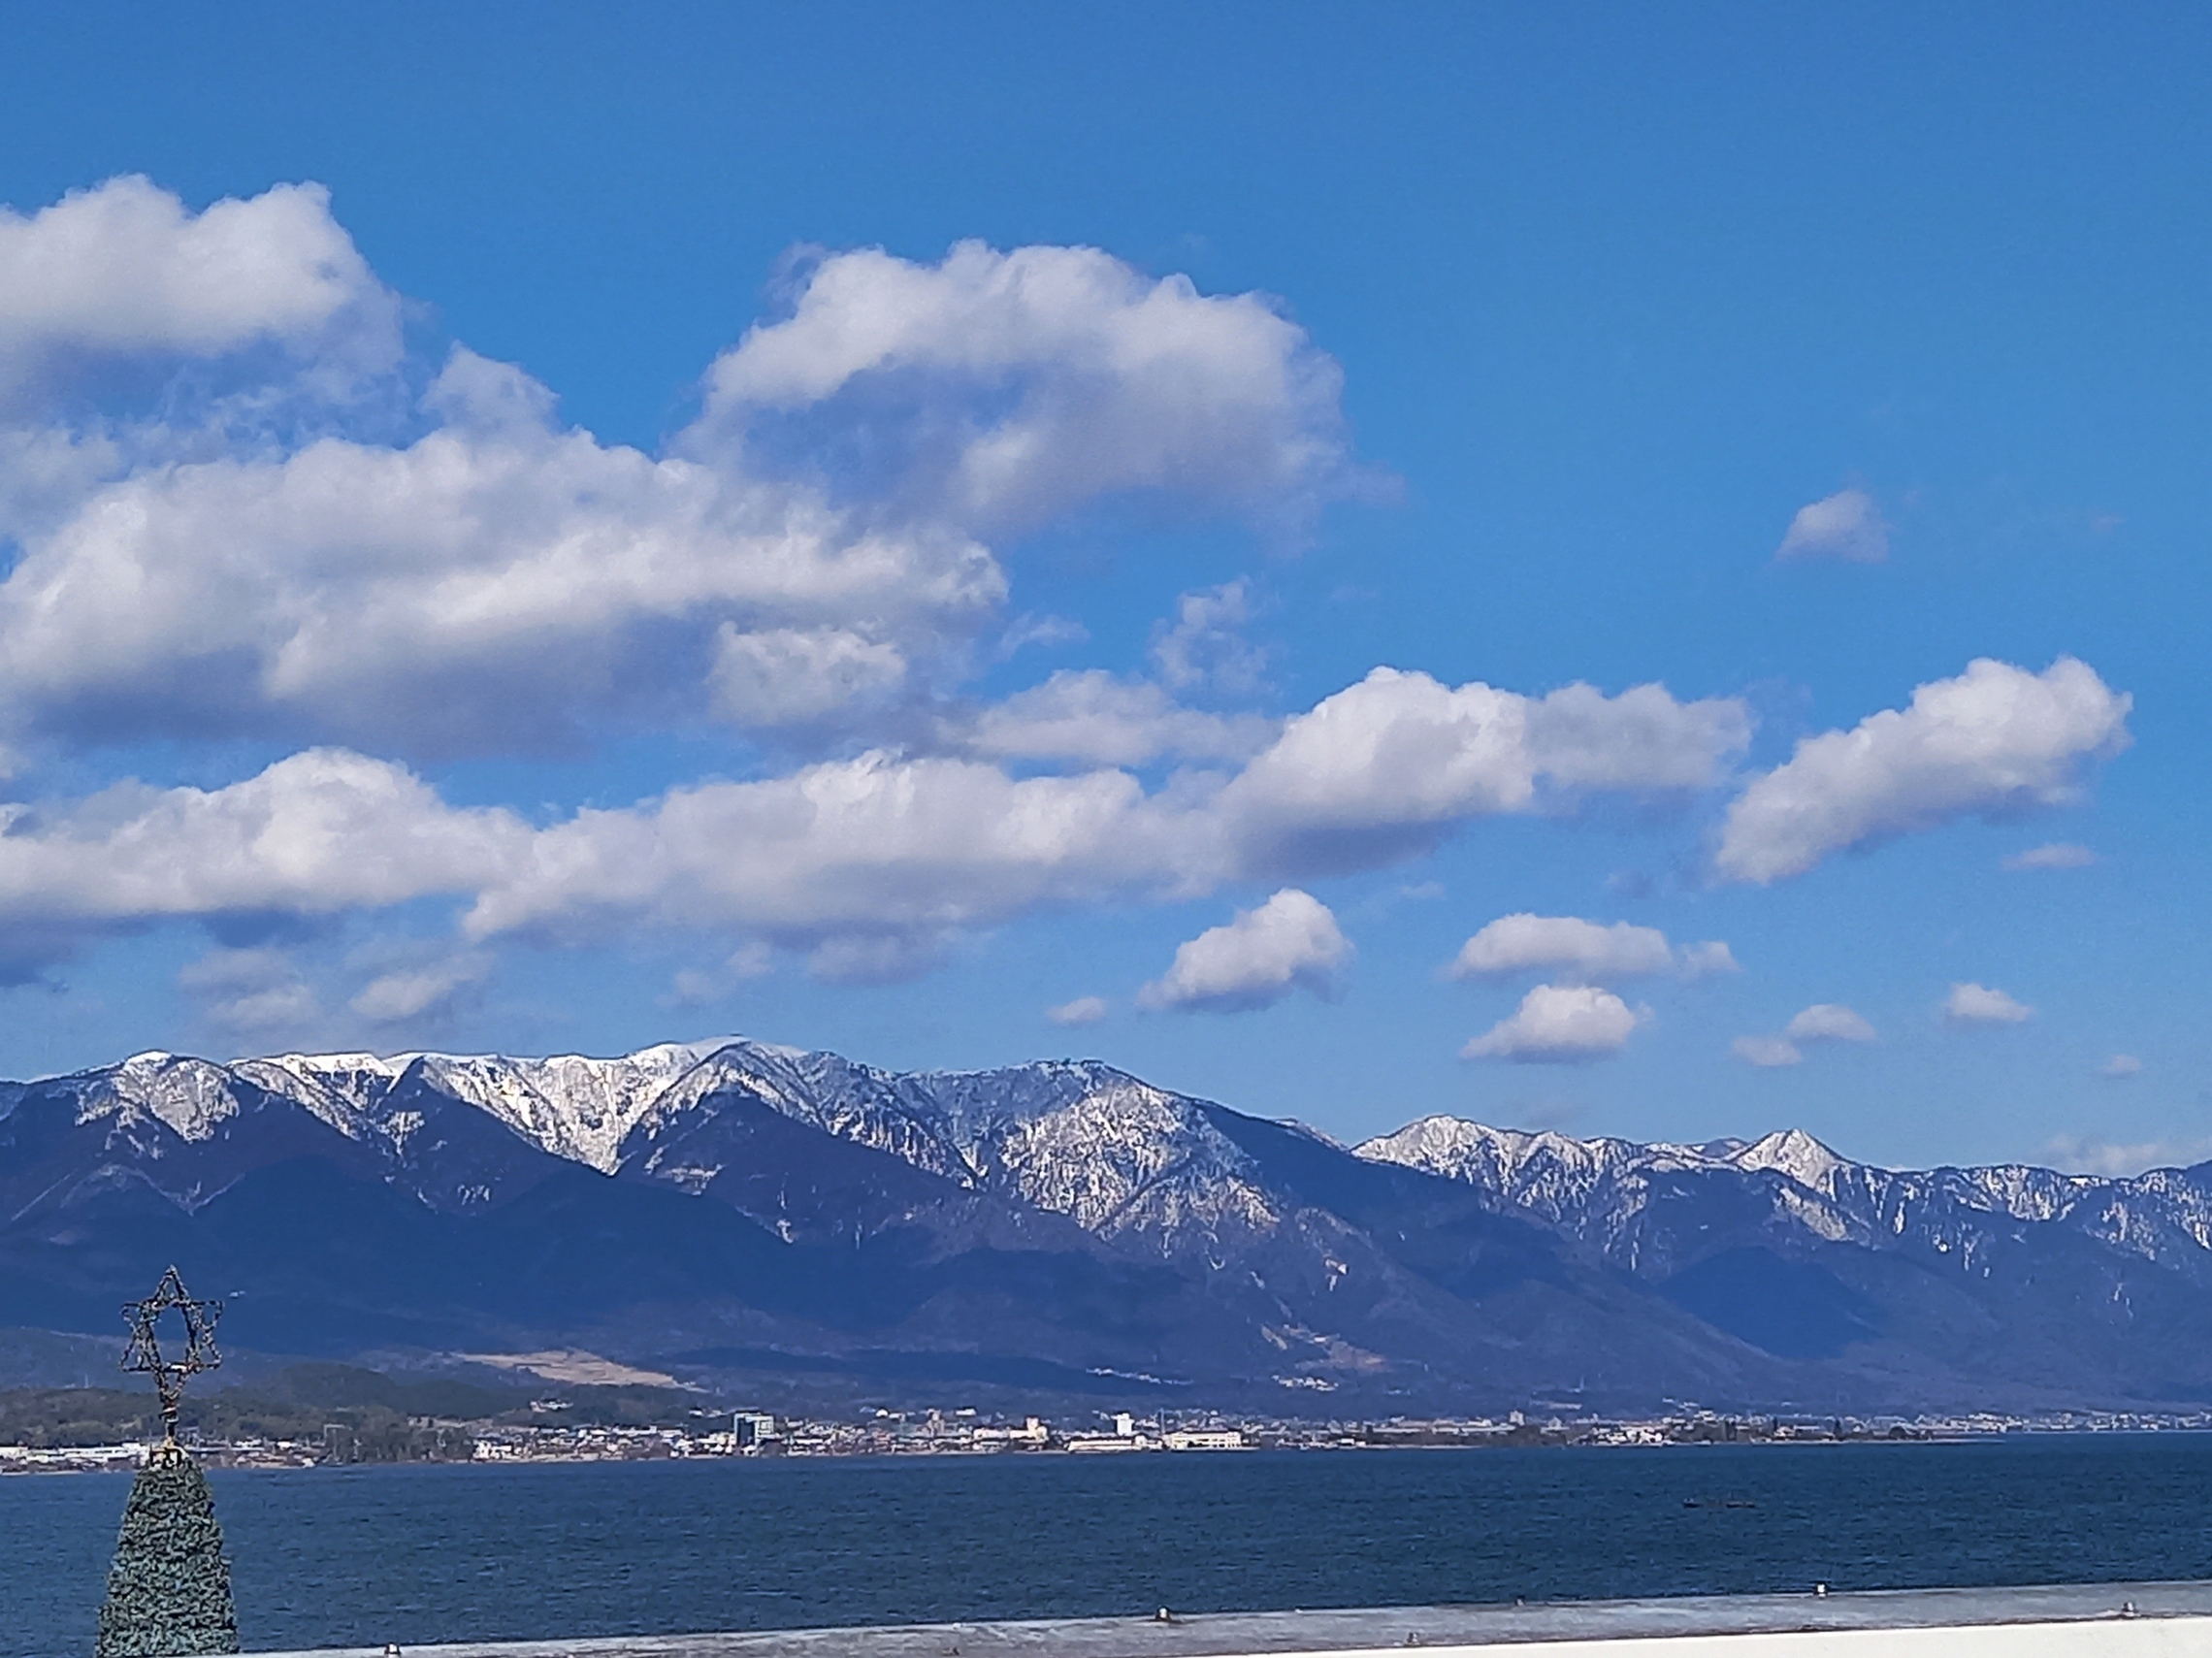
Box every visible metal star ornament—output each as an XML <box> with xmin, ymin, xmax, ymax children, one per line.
<box><xmin>120</xmin><ymin>1265</ymin><xmax>224</xmax><ymax>1439</ymax></box>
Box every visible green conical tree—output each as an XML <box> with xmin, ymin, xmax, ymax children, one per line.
<box><xmin>94</xmin><ymin>1443</ymin><xmax>240</xmax><ymax>1657</ymax></box>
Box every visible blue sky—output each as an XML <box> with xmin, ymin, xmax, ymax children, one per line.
<box><xmin>0</xmin><ymin>2</ymin><xmax>2202</xmax><ymax>1172</ymax></box>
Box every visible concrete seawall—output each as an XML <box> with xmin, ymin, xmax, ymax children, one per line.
<box><xmin>249</xmin><ymin>1580</ymin><xmax>2212</xmax><ymax>1656</ymax></box>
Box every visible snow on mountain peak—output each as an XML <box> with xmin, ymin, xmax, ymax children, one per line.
<box><xmin>259</xmin><ymin>1038</ymin><xmax>744</xmax><ymax>1173</ymax></box>
<box><xmin>1730</xmin><ymin>1126</ymin><xmax>1852</xmax><ymax>1195</ymax></box>
<box><xmin>1354</xmin><ymin>1115</ymin><xmax>1650</xmax><ymax>1182</ymax></box>
<box><xmin>1357</xmin><ymin>1117</ymin><xmax>1863</xmax><ymax>1196</ymax></box>
<box><xmin>79</xmin><ymin>1052</ymin><xmax>244</xmax><ymax>1142</ymax></box>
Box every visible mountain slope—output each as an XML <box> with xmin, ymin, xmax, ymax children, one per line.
<box><xmin>1356</xmin><ymin>1116</ymin><xmax>2212</xmax><ymax>1403</ymax></box>
<box><xmin>3</xmin><ymin>1040</ymin><xmax>2211</xmax><ymax>1413</ymax></box>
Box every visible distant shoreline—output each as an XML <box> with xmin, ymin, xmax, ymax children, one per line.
<box><xmin>10</xmin><ymin>1422</ymin><xmax>2210</xmax><ymax>1477</ymax></box>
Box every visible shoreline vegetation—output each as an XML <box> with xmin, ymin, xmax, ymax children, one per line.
<box><xmin>2</xmin><ymin>1364</ymin><xmax>2205</xmax><ymax>1473</ymax></box>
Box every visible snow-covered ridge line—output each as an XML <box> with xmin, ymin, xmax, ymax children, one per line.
<box><xmin>8</xmin><ymin>1038</ymin><xmax>1276</xmax><ymax>1248</ymax></box>
<box><xmin>14</xmin><ymin>1038</ymin><xmax>2212</xmax><ymax>1272</ymax></box>
<box><xmin>1350</xmin><ymin>1112</ymin><xmax>2212</xmax><ymax>1272</ymax></box>
<box><xmin>3</xmin><ymin>1036</ymin><xmax>2194</xmax><ymax>1195</ymax></box>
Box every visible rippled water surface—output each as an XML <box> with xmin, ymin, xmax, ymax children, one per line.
<box><xmin>9</xmin><ymin>1437</ymin><xmax>2212</xmax><ymax>1655</ymax></box>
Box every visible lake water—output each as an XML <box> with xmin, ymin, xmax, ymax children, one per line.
<box><xmin>9</xmin><ymin>1438</ymin><xmax>2212</xmax><ymax>1656</ymax></box>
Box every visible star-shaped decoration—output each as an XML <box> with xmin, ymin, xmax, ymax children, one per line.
<box><xmin>121</xmin><ymin>1265</ymin><xmax>223</xmax><ymax>1438</ymax></box>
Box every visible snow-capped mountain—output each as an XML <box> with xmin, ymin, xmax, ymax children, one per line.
<box><xmin>1356</xmin><ymin>1115</ymin><xmax>2212</xmax><ymax>1284</ymax></box>
<box><xmin>622</xmin><ymin>1046</ymin><xmax>1280</xmax><ymax>1247</ymax></box>
<box><xmin>220</xmin><ymin>1039</ymin><xmax>1282</xmax><ymax>1252</ymax></box>
<box><xmin>6</xmin><ymin>1038</ymin><xmax>2212</xmax><ymax>1414</ymax></box>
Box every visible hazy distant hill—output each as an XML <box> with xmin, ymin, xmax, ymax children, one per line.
<box><xmin>4</xmin><ymin>1039</ymin><xmax>2210</xmax><ymax>1414</ymax></box>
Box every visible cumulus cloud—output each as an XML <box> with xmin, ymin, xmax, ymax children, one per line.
<box><xmin>0</xmin><ymin>750</ymin><xmax>520</xmax><ymax>979</ymax></box>
<box><xmin>0</xmin><ymin>192</ymin><xmax>1369</xmax><ymax>763</ymax></box>
<box><xmin>1732</xmin><ymin>1035</ymin><xmax>1803</xmax><ymax>1068</ymax></box>
<box><xmin>0</xmin><ymin>380</ymin><xmax>1006</xmax><ymax>758</ymax></box>
<box><xmin>2099</xmin><ymin>1054</ymin><xmax>2143</xmax><ymax>1080</ymax></box>
<box><xmin>1944</xmin><ymin>983</ymin><xmax>2033</xmax><ymax>1025</ymax></box>
<box><xmin>691</xmin><ymin>241</ymin><xmax>1357</xmax><ymax>539</ymax></box>
<box><xmin>0</xmin><ymin>658</ymin><xmax>1765</xmax><ymax>982</ymax></box>
<box><xmin>0</xmin><ymin>179</ymin><xmax>1792</xmax><ymax>990</ymax></box>
<box><xmin>447</xmin><ymin>668</ymin><xmax>1757</xmax><ymax>962</ymax></box>
<box><xmin>1152</xmin><ymin>580</ymin><xmax>1267</xmax><ymax>694</ymax></box>
<box><xmin>961</xmin><ymin>670</ymin><xmax>1276</xmax><ymax>766</ymax></box>
<box><xmin>1445</xmin><ymin>913</ymin><xmax>1732</xmax><ymax>983</ymax></box>
<box><xmin>1775</xmin><ymin>488</ymin><xmax>1887</xmax><ymax>563</ymax></box>
<box><xmin>1462</xmin><ymin>984</ymin><xmax>1643</xmax><ymax>1063</ymax></box>
<box><xmin>1136</xmin><ymin>889</ymin><xmax>1350</xmax><ymax>1014</ymax></box>
<box><xmin>1220</xmin><ymin>668</ymin><xmax>1750</xmax><ymax>876</ymax></box>
<box><xmin>1733</xmin><ymin>1003</ymin><xmax>1874</xmax><ymax>1068</ymax></box>
<box><xmin>707</xmin><ymin>625</ymin><xmax>911</xmax><ymax>731</ymax></box>
<box><xmin>0</xmin><ymin>749</ymin><xmax>519</xmax><ymax>921</ymax></box>
<box><xmin>463</xmin><ymin>752</ymin><xmax>1196</xmax><ymax>959</ymax></box>
<box><xmin>2003</xmin><ymin>841</ymin><xmax>2098</xmax><ymax>872</ymax></box>
<box><xmin>0</xmin><ymin>176</ymin><xmax>399</xmax><ymax>404</ymax></box>
<box><xmin>1784</xmin><ymin>1003</ymin><xmax>1877</xmax><ymax>1043</ymax></box>
<box><xmin>1451</xmin><ymin>915</ymin><xmax>1671</xmax><ymax>981</ymax></box>
<box><xmin>1045</xmin><ymin>995</ymin><xmax>1109</xmax><ymax>1026</ymax></box>
<box><xmin>1715</xmin><ymin>658</ymin><xmax>2131</xmax><ymax>884</ymax></box>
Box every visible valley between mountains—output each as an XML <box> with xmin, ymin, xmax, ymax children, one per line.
<box><xmin>4</xmin><ymin>1038</ymin><xmax>2210</xmax><ymax>1415</ymax></box>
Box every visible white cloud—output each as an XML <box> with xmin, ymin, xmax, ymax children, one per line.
<box><xmin>1732</xmin><ymin>1003</ymin><xmax>1874</xmax><ymax>1068</ymax></box>
<box><xmin>2046</xmin><ymin>1134</ymin><xmax>2212</xmax><ymax>1178</ymax></box>
<box><xmin>1784</xmin><ymin>1003</ymin><xmax>1877</xmax><ymax>1044</ymax></box>
<box><xmin>667</xmin><ymin>968</ymin><xmax>726</xmax><ymax>1008</ymax></box>
<box><xmin>1152</xmin><ymin>580</ymin><xmax>1266</xmax><ymax>694</ymax></box>
<box><xmin>1677</xmin><ymin>940</ymin><xmax>1740</xmax><ymax>978</ymax></box>
<box><xmin>0</xmin><ymin>194</ymin><xmax>1374</xmax><ymax>763</ymax></box>
<box><xmin>2002</xmin><ymin>841</ymin><xmax>2098</xmax><ymax>871</ymax></box>
<box><xmin>1944</xmin><ymin>982</ymin><xmax>2033</xmax><ymax>1025</ymax></box>
<box><xmin>349</xmin><ymin>953</ymin><xmax>491</xmax><ymax>1024</ymax></box>
<box><xmin>1775</xmin><ymin>488</ymin><xmax>1887</xmax><ymax>563</ymax></box>
<box><xmin>1521</xmin><ymin>681</ymin><xmax>1755</xmax><ymax>792</ymax></box>
<box><xmin>961</xmin><ymin>670</ymin><xmax>1276</xmax><ymax>766</ymax></box>
<box><xmin>665</xmin><ymin>943</ymin><xmax>775</xmax><ymax>1008</ymax></box>
<box><xmin>692</xmin><ymin>241</ymin><xmax>1357</xmax><ymax>539</ymax></box>
<box><xmin>462</xmin><ymin>752</ymin><xmax>1195</xmax><ymax>959</ymax></box>
<box><xmin>1715</xmin><ymin>658</ymin><xmax>2131</xmax><ymax>884</ymax></box>
<box><xmin>1447</xmin><ymin>915</ymin><xmax>1737</xmax><ymax>983</ymax></box>
<box><xmin>177</xmin><ymin>947</ymin><xmax>321</xmax><ymax>1036</ymax></box>
<box><xmin>1462</xmin><ymin>984</ymin><xmax>1643</xmax><ymax>1063</ymax></box>
<box><xmin>0</xmin><ymin>181</ymin><xmax>1812</xmax><ymax>988</ymax></box>
<box><xmin>1219</xmin><ymin>668</ymin><xmax>1750</xmax><ymax>876</ymax></box>
<box><xmin>453</xmin><ymin>666</ymin><xmax>1762</xmax><ymax>962</ymax></box>
<box><xmin>1045</xmin><ymin>995</ymin><xmax>1109</xmax><ymax>1026</ymax></box>
<box><xmin>0</xmin><ymin>388</ymin><xmax>1007</xmax><ymax>758</ymax></box>
<box><xmin>1447</xmin><ymin>915</ymin><xmax>1673</xmax><ymax>981</ymax></box>
<box><xmin>1136</xmin><ymin>889</ymin><xmax>1350</xmax><ymax>1014</ymax></box>
<box><xmin>0</xmin><ymin>749</ymin><xmax>520</xmax><ymax>919</ymax></box>
<box><xmin>994</xmin><ymin>613</ymin><xmax>1088</xmax><ymax>658</ymax></box>
<box><xmin>0</xmin><ymin>657</ymin><xmax>1764</xmax><ymax>983</ymax></box>
<box><xmin>0</xmin><ymin>176</ymin><xmax>399</xmax><ymax>402</ymax></box>
<box><xmin>1732</xmin><ymin>1035</ymin><xmax>1804</xmax><ymax>1068</ymax></box>
<box><xmin>0</xmin><ymin>749</ymin><xmax>522</xmax><ymax>980</ymax></box>
<box><xmin>2099</xmin><ymin>1054</ymin><xmax>2143</xmax><ymax>1080</ymax></box>
<box><xmin>707</xmin><ymin>625</ymin><xmax>911</xmax><ymax>730</ymax></box>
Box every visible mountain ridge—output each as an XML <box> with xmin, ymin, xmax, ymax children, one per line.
<box><xmin>4</xmin><ymin>1036</ymin><xmax>2211</xmax><ymax>1414</ymax></box>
